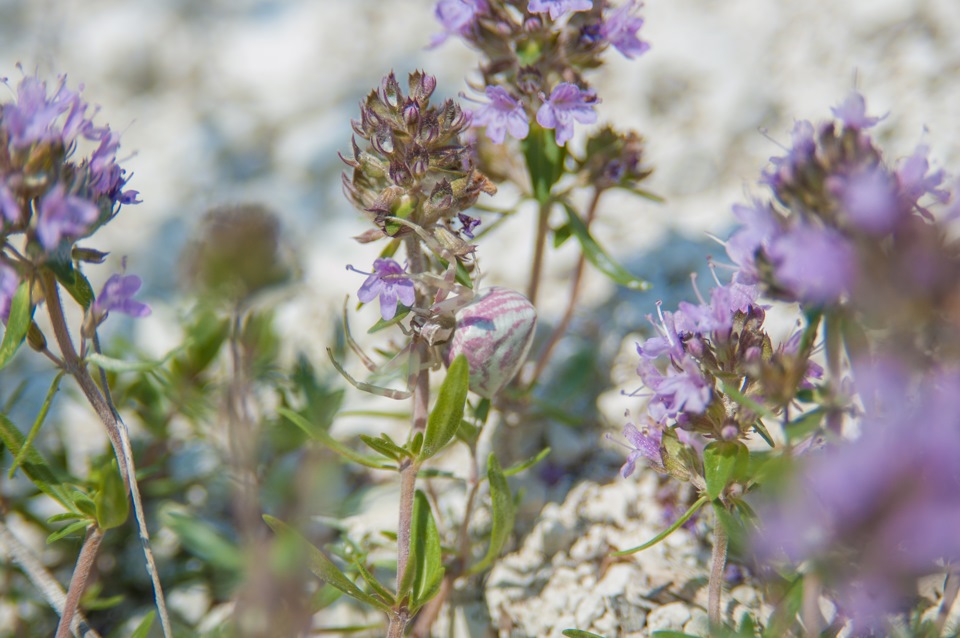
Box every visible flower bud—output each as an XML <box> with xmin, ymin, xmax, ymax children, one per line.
<box><xmin>72</xmin><ymin>246</ymin><xmax>109</xmax><ymax>264</ymax></box>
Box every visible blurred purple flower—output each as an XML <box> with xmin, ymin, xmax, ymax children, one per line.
<box><xmin>761</xmin><ymin>120</ymin><xmax>816</xmax><ymax>190</ymax></box>
<box><xmin>636</xmin><ymin>304</ymin><xmax>684</xmax><ymax>361</ymax></box>
<box><xmin>725</xmin><ymin>201</ymin><xmax>781</xmax><ymax>284</ymax></box>
<box><xmin>536</xmin><ymin>83</ymin><xmax>598</xmax><ymax>145</ymax></box>
<box><xmin>830</xmin><ymin>166</ymin><xmax>903</xmax><ymax>235</ymax></box>
<box><xmin>0</xmin><ymin>263</ymin><xmax>18</xmax><ymax>325</ymax></box>
<box><xmin>678</xmin><ymin>282</ymin><xmax>758</xmax><ymax>335</ymax></box>
<box><xmin>430</xmin><ymin>0</ymin><xmax>487</xmax><ymax>47</ymax></box>
<box><xmin>617</xmin><ymin>422</ymin><xmax>663</xmax><ymax>477</ymax></box>
<box><xmin>600</xmin><ymin>0</ymin><xmax>649</xmax><ymax>59</ymax></box>
<box><xmin>897</xmin><ymin>144</ymin><xmax>948</xmax><ymax>211</ymax></box>
<box><xmin>0</xmin><ymin>182</ymin><xmax>20</xmax><ymax>223</ymax></box>
<box><xmin>93</xmin><ymin>274</ymin><xmax>151</xmax><ymax>318</ymax></box>
<box><xmin>767</xmin><ymin>225</ymin><xmax>857</xmax><ymax>304</ymax></box>
<box><xmin>528</xmin><ymin>0</ymin><xmax>593</xmax><ymax>20</ymax></box>
<box><xmin>36</xmin><ymin>184</ymin><xmax>99</xmax><ymax>250</ymax></box>
<box><xmin>831</xmin><ymin>91</ymin><xmax>884</xmax><ymax>130</ymax></box>
<box><xmin>351</xmin><ymin>258</ymin><xmax>416</xmax><ymax>321</ymax></box>
<box><xmin>1</xmin><ymin>74</ymin><xmax>90</xmax><ymax>148</ymax></box>
<box><xmin>472</xmin><ymin>86</ymin><xmax>530</xmax><ymax>144</ymax></box>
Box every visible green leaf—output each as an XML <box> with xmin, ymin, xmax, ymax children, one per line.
<box><xmin>130</xmin><ymin>611</ymin><xmax>156</xmax><ymax>638</ymax></box>
<box><xmin>0</xmin><ymin>413</ymin><xmax>80</xmax><ymax>513</ymax></box>
<box><xmin>359</xmin><ymin>434</ymin><xmax>407</xmax><ymax>462</ymax></box>
<box><xmin>763</xmin><ymin>575</ymin><xmax>804</xmax><ymax>638</ymax></box>
<box><xmin>0</xmin><ymin>282</ymin><xmax>34</xmax><ymax>370</ymax></box>
<box><xmin>164</xmin><ymin>511</ymin><xmax>245</xmax><ymax>575</ymax></box>
<box><xmin>87</xmin><ymin>348</ymin><xmax>181</xmax><ymax>373</ymax></box>
<box><xmin>46</xmin><ymin>520</ymin><xmax>92</xmax><ymax>544</ymax></box>
<box><xmin>9</xmin><ymin>371</ymin><xmax>63</xmax><ymax>479</ymax></box>
<box><xmin>95</xmin><ymin>459</ymin><xmax>129</xmax><ymax>530</ymax></box>
<box><xmin>467</xmin><ymin>454</ymin><xmax>515</xmax><ymax>575</ymax></box>
<box><xmin>703</xmin><ymin>441</ymin><xmax>747</xmax><ymax>501</ymax></box>
<box><xmin>279</xmin><ymin>407</ymin><xmax>394</xmax><ymax>470</ymax></box>
<box><xmin>401</xmin><ymin>490</ymin><xmax>444</xmax><ymax>611</ymax></box>
<box><xmin>560</xmin><ymin>201</ymin><xmax>649</xmax><ymax>291</ymax></box>
<box><xmin>502</xmin><ymin>447</ymin><xmax>551</xmax><ymax>477</ymax></box>
<box><xmin>783</xmin><ymin>408</ymin><xmax>825</xmax><ymax>442</ymax></box>
<box><xmin>48</xmin><ymin>260</ymin><xmax>94</xmax><ymax>309</ymax></box>
<box><xmin>521</xmin><ymin>123</ymin><xmax>566</xmax><ymax>204</ymax></box>
<box><xmin>612</xmin><ymin>495</ymin><xmax>709</xmax><ymax>556</ymax></box>
<box><xmin>309</xmin><ymin>583</ymin><xmax>344</xmax><ymax>613</ymax></box>
<box><xmin>563</xmin><ymin>631</ymin><xmax>609</xmax><ymax>638</ymax></box>
<box><xmin>354</xmin><ymin>561</ymin><xmax>396</xmax><ymax>607</ymax></box>
<box><xmin>552</xmin><ymin>222</ymin><xmax>572</xmax><ymax>248</ymax></box>
<box><xmin>455</xmin><ymin>420</ymin><xmax>479</xmax><ymax>447</ymax></box>
<box><xmin>263</xmin><ymin>514</ymin><xmax>390</xmax><ymax>612</ymax></box>
<box><xmin>419</xmin><ymin>355</ymin><xmax>469</xmax><ymax>461</ymax></box>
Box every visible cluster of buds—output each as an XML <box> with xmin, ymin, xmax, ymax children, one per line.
<box><xmin>342</xmin><ymin>70</ymin><xmax>495</xmax><ymax>246</ymax></box>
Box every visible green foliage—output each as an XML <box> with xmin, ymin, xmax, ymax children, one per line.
<box><xmin>94</xmin><ymin>459</ymin><xmax>129</xmax><ymax>530</ymax></box>
<box><xmin>467</xmin><ymin>454</ymin><xmax>515</xmax><ymax>575</ymax></box>
<box><xmin>0</xmin><ymin>282</ymin><xmax>34</xmax><ymax>370</ymax></box>
<box><xmin>419</xmin><ymin>354</ymin><xmax>469</xmax><ymax>461</ymax></box>
<box><xmin>560</xmin><ymin>201</ymin><xmax>650</xmax><ymax>291</ymax></box>
<box><xmin>402</xmin><ymin>490</ymin><xmax>444</xmax><ymax>612</ymax></box>
<box><xmin>612</xmin><ymin>496</ymin><xmax>709</xmax><ymax>556</ymax></box>
<box><xmin>522</xmin><ymin>123</ymin><xmax>566</xmax><ymax>204</ymax></box>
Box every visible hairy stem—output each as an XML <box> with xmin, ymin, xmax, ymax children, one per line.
<box><xmin>55</xmin><ymin>525</ymin><xmax>104</xmax><ymax>638</ymax></box>
<box><xmin>40</xmin><ymin>271</ymin><xmax>173</xmax><ymax>638</ymax></box>
<box><xmin>0</xmin><ymin>520</ymin><xmax>102</xmax><ymax>638</ymax></box>
<box><xmin>801</xmin><ymin>570</ymin><xmax>823</xmax><ymax>638</ymax></box>
<box><xmin>708</xmin><ymin>516</ymin><xmax>728</xmax><ymax>627</ymax></box>
<box><xmin>528</xmin><ymin>189</ymin><xmax>603</xmax><ymax>385</ymax></box>
<box><xmin>526</xmin><ymin>198</ymin><xmax>552</xmax><ymax>306</ymax></box>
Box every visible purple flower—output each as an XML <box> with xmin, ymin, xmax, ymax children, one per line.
<box><xmin>528</xmin><ymin>0</ymin><xmax>593</xmax><ymax>20</ymax></box>
<box><xmin>36</xmin><ymin>184</ymin><xmax>99</xmax><ymax>250</ymax></box>
<box><xmin>761</xmin><ymin>120</ymin><xmax>816</xmax><ymax>190</ymax></box>
<box><xmin>430</xmin><ymin>0</ymin><xmax>487</xmax><ymax>47</ymax></box>
<box><xmin>725</xmin><ymin>201</ymin><xmax>782</xmax><ymax>284</ymax></box>
<box><xmin>471</xmin><ymin>86</ymin><xmax>530</xmax><ymax>144</ymax></box>
<box><xmin>1</xmin><ymin>74</ymin><xmax>90</xmax><ymax>149</ymax></box>
<box><xmin>0</xmin><ymin>263</ymin><xmax>18</xmax><ymax>325</ymax></box>
<box><xmin>0</xmin><ymin>181</ymin><xmax>20</xmax><ymax>223</ymax></box>
<box><xmin>600</xmin><ymin>1</ymin><xmax>649</xmax><ymax>59</ymax></box>
<box><xmin>93</xmin><ymin>274</ymin><xmax>151</xmax><ymax>318</ymax></box>
<box><xmin>831</xmin><ymin>91</ymin><xmax>884</xmax><ymax>130</ymax></box>
<box><xmin>830</xmin><ymin>166</ymin><xmax>903</xmax><ymax>235</ymax></box>
<box><xmin>767</xmin><ymin>225</ymin><xmax>857</xmax><ymax>304</ymax></box>
<box><xmin>896</xmin><ymin>144</ymin><xmax>948</xmax><ymax>211</ymax></box>
<box><xmin>458</xmin><ymin>213</ymin><xmax>481</xmax><ymax>238</ymax></box>
<box><xmin>352</xmin><ymin>258</ymin><xmax>416</xmax><ymax>321</ymax></box>
<box><xmin>617</xmin><ymin>422</ymin><xmax>663</xmax><ymax>477</ymax></box>
<box><xmin>636</xmin><ymin>303</ymin><xmax>684</xmax><ymax>361</ymax></box>
<box><xmin>657</xmin><ymin>356</ymin><xmax>712</xmax><ymax>416</ymax></box>
<box><xmin>677</xmin><ymin>282</ymin><xmax>758</xmax><ymax>336</ymax></box>
<box><xmin>536</xmin><ymin>83</ymin><xmax>598</xmax><ymax>145</ymax></box>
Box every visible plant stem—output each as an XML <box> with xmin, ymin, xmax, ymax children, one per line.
<box><xmin>801</xmin><ymin>570</ymin><xmax>823</xmax><ymax>638</ymax></box>
<box><xmin>528</xmin><ymin>188</ymin><xmax>603</xmax><ymax>385</ymax></box>
<box><xmin>0</xmin><ymin>520</ymin><xmax>102</xmax><ymax>638</ymax></box>
<box><xmin>708</xmin><ymin>516</ymin><xmax>728</xmax><ymax>627</ymax></box>
<box><xmin>935</xmin><ymin>569</ymin><xmax>960</xmax><ymax>636</ymax></box>
<box><xmin>526</xmin><ymin>198</ymin><xmax>552</xmax><ymax>306</ymax></box>
<box><xmin>40</xmin><ymin>271</ymin><xmax>174</xmax><ymax>638</ymax></box>
<box><xmin>55</xmin><ymin>525</ymin><xmax>104</xmax><ymax>638</ymax></box>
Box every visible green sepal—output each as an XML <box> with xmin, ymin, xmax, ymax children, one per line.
<box><xmin>467</xmin><ymin>454</ymin><xmax>515</xmax><ymax>575</ymax></box>
<box><xmin>419</xmin><ymin>355</ymin><xmax>469</xmax><ymax>461</ymax></box>
<box><xmin>0</xmin><ymin>281</ymin><xmax>34</xmax><ymax>370</ymax></box>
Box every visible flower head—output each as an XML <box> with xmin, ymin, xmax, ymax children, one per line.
<box><xmin>830</xmin><ymin>166</ymin><xmax>902</xmax><ymax>235</ymax></box>
<box><xmin>36</xmin><ymin>184</ymin><xmax>99</xmax><ymax>250</ymax></box>
<box><xmin>600</xmin><ymin>1</ymin><xmax>649</xmax><ymax>59</ymax></box>
<box><xmin>527</xmin><ymin>0</ymin><xmax>593</xmax><ymax>20</ymax></box>
<box><xmin>1</xmin><ymin>74</ymin><xmax>89</xmax><ymax>148</ymax></box>
<box><xmin>430</xmin><ymin>0</ymin><xmax>487</xmax><ymax>47</ymax></box>
<box><xmin>767</xmin><ymin>225</ymin><xmax>856</xmax><ymax>304</ymax></box>
<box><xmin>471</xmin><ymin>86</ymin><xmax>530</xmax><ymax>144</ymax></box>
<box><xmin>92</xmin><ymin>273</ymin><xmax>151</xmax><ymax>319</ymax></box>
<box><xmin>536</xmin><ymin>83</ymin><xmax>598</xmax><ymax>145</ymax></box>
<box><xmin>831</xmin><ymin>91</ymin><xmax>884</xmax><ymax>130</ymax></box>
<box><xmin>0</xmin><ymin>263</ymin><xmax>18</xmax><ymax>325</ymax></box>
<box><xmin>352</xmin><ymin>258</ymin><xmax>416</xmax><ymax>321</ymax></box>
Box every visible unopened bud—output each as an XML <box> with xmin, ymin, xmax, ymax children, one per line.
<box><xmin>72</xmin><ymin>246</ymin><xmax>109</xmax><ymax>264</ymax></box>
<box><xmin>26</xmin><ymin>322</ymin><xmax>46</xmax><ymax>352</ymax></box>
<box><xmin>402</xmin><ymin>99</ymin><xmax>420</xmax><ymax>127</ymax></box>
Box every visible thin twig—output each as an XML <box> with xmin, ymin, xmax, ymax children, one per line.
<box><xmin>708</xmin><ymin>516</ymin><xmax>728</xmax><ymax>627</ymax></box>
<box><xmin>55</xmin><ymin>525</ymin><xmax>104</xmax><ymax>638</ymax></box>
<box><xmin>0</xmin><ymin>520</ymin><xmax>102</xmax><ymax>638</ymax></box>
<box><xmin>526</xmin><ymin>198</ymin><xmax>552</xmax><ymax>306</ymax></box>
<box><xmin>41</xmin><ymin>272</ymin><xmax>174</xmax><ymax>638</ymax></box>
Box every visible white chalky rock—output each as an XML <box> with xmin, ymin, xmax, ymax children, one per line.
<box><xmin>647</xmin><ymin>601</ymin><xmax>693</xmax><ymax>633</ymax></box>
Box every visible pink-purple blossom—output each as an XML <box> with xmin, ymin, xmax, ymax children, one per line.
<box><xmin>831</xmin><ymin>91</ymin><xmax>884</xmax><ymax>130</ymax></box>
<box><xmin>0</xmin><ymin>182</ymin><xmax>20</xmax><ymax>223</ymax></box>
<box><xmin>830</xmin><ymin>167</ymin><xmax>902</xmax><ymax>235</ymax></box>
<box><xmin>36</xmin><ymin>184</ymin><xmax>99</xmax><ymax>250</ymax></box>
<box><xmin>1</xmin><ymin>74</ymin><xmax>90</xmax><ymax>149</ymax></box>
<box><xmin>617</xmin><ymin>422</ymin><xmax>663</xmax><ymax>477</ymax></box>
<box><xmin>600</xmin><ymin>1</ymin><xmax>650</xmax><ymax>59</ymax></box>
<box><xmin>527</xmin><ymin>0</ymin><xmax>593</xmax><ymax>20</ymax></box>
<box><xmin>0</xmin><ymin>263</ymin><xmax>18</xmax><ymax>325</ymax></box>
<box><xmin>471</xmin><ymin>86</ymin><xmax>530</xmax><ymax>144</ymax></box>
<box><xmin>536</xmin><ymin>83</ymin><xmax>598</xmax><ymax>145</ymax></box>
<box><xmin>351</xmin><ymin>258</ymin><xmax>416</xmax><ymax>321</ymax></box>
<box><xmin>430</xmin><ymin>0</ymin><xmax>487</xmax><ymax>47</ymax></box>
<box><xmin>93</xmin><ymin>273</ymin><xmax>151</xmax><ymax>319</ymax></box>
<box><xmin>767</xmin><ymin>225</ymin><xmax>857</xmax><ymax>304</ymax></box>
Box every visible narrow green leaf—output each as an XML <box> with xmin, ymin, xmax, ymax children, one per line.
<box><xmin>751</xmin><ymin>419</ymin><xmax>775</xmax><ymax>448</ymax></box>
<box><xmin>0</xmin><ymin>413</ymin><xmax>80</xmax><ymax>513</ymax></box>
<box><xmin>71</xmin><ymin>491</ymin><xmax>97</xmax><ymax>519</ymax></box>
<box><xmin>763</xmin><ymin>575</ymin><xmax>804</xmax><ymax>638</ymax></box>
<box><xmin>263</xmin><ymin>514</ymin><xmax>390</xmax><ymax>612</ymax></box>
<box><xmin>563</xmin><ymin>630</ymin><xmax>609</xmax><ymax>638</ymax></box>
<box><xmin>87</xmin><ymin>349</ymin><xmax>179</xmax><ymax>373</ymax></box>
<box><xmin>0</xmin><ymin>282</ymin><xmax>34</xmax><ymax>370</ymax></box>
<box><xmin>552</xmin><ymin>222</ymin><xmax>572</xmax><ymax>248</ymax></box>
<box><xmin>409</xmin><ymin>431</ymin><xmax>423</xmax><ymax>456</ymax></box>
<box><xmin>309</xmin><ymin>583</ymin><xmax>344</xmax><ymax>613</ymax></box>
<box><xmin>783</xmin><ymin>408</ymin><xmax>825</xmax><ymax>442</ymax></box>
<box><xmin>521</xmin><ymin>123</ymin><xmax>566</xmax><ymax>204</ymax></box>
<box><xmin>164</xmin><ymin>511</ymin><xmax>245</xmax><ymax>574</ymax></box>
<box><xmin>612</xmin><ymin>495</ymin><xmax>709</xmax><ymax>556</ymax></box>
<box><xmin>467</xmin><ymin>454</ymin><xmax>515</xmax><ymax>575</ymax></box>
<box><xmin>279</xmin><ymin>408</ymin><xmax>394</xmax><ymax>470</ymax></box>
<box><xmin>47</xmin><ymin>512</ymin><xmax>85</xmax><ymax>524</ymax></box>
<box><xmin>359</xmin><ymin>434</ymin><xmax>405</xmax><ymax>462</ymax></box>
<box><xmin>408</xmin><ymin>490</ymin><xmax>444</xmax><ymax>611</ymax></box>
<box><xmin>95</xmin><ymin>459</ymin><xmax>130</xmax><ymax>530</ymax></box>
<box><xmin>130</xmin><ymin>611</ymin><xmax>156</xmax><ymax>638</ymax></box>
<box><xmin>502</xmin><ymin>447</ymin><xmax>551</xmax><ymax>477</ymax></box>
<box><xmin>9</xmin><ymin>371</ymin><xmax>63</xmax><ymax>478</ymax></box>
<box><xmin>455</xmin><ymin>420</ymin><xmax>479</xmax><ymax>446</ymax></box>
<box><xmin>703</xmin><ymin>441</ymin><xmax>746</xmax><ymax>501</ymax></box>
<box><xmin>560</xmin><ymin>201</ymin><xmax>649</xmax><ymax>291</ymax></box>
<box><xmin>47</xmin><ymin>520</ymin><xmax>92</xmax><ymax>544</ymax></box>
<box><xmin>50</xmin><ymin>260</ymin><xmax>95</xmax><ymax>309</ymax></box>
<box><xmin>419</xmin><ymin>355</ymin><xmax>469</xmax><ymax>461</ymax></box>
<box><xmin>354</xmin><ymin>561</ymin><xmax>395</xmax><ymax>607</ymax></box>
